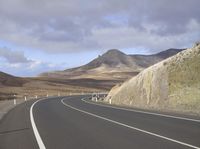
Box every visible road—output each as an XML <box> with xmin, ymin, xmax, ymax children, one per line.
<box><xmin>0</xmin><ymin>95</ymin><xmax>200</xmax><ymax>149</ymax></box>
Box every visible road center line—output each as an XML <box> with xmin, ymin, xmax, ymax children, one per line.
<box><xmin>82</xmin><ymin>98</ymin><xmax>200</xmax><ymax>123</ymax></box>
<box><xmin>30</xmin><ymin>99</ymin><xmax>46</xmax><ymax>149</ymax></box>
<box><xmin>61</xmin><ymin>98</ymin><xmax>200</xmax><ymax>149</ymax></box>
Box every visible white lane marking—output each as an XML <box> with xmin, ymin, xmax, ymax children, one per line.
<box><xmin>61</xmin><ymin>98</ymin><xmax>200</xmax><ymax>149</ymax></box>
<box><xmin>30</xmin><ymin>99</ymin><xmax>46</xmax><ymax>149</ymax></box>
<box><xmin>82</xmin><ymin>98</ymin><xmax>200</xmax><ymax>123</ymax></box>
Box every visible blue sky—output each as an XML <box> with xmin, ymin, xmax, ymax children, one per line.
<box><xmin>0</xmin><ymin>0</ymin><xmax>199</xmax><ymax>77</ymax></box>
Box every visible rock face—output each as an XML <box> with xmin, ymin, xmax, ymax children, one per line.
<box><xmin>106</xmin><ymin>43</ymin><xmax>200</xmax><ymax>115</ymax></box>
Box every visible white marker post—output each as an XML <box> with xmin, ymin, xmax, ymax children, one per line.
<box><xmin>95</xmin><ymin>93</ymin><xmax>97</xmax><ymax>102</ymax></box>
<box><xmin>109</xmin><ymin>98</ymin><xmax>112</xmax><ymax>104</ymax></box>
<box><xmin>14</xmin><ymin>94</ymin><xmax>16</xmax><ymax>105</ymax></box>
<box><xmin>58</xmin><ymin>92</ymin><xmax>60</xmax><ymax>97</ymax></box>
<box><xmin>35</xmin><ymin>95</ymin><xmax>38</xmax><ymax>99</ymax></box>
<box><xmin>24</xmin><ymin>96</ymin><xmax>27</xmax><ymax>101</ymax></box>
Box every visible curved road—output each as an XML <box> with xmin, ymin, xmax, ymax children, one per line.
<box><xmin>0</xmin><ymin>95</ymin><xmax>200</xmax><ymax>149</ymax></box>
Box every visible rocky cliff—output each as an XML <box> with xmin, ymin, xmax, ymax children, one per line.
<box><xmin>106</xmin><ymin>43</ymin><xmax>200</xmax><ymax>115</ymax></box>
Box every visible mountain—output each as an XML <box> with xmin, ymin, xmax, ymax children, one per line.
<box><xmin>76</xmin><ymin>49</ymin><xmax>131</xmax><ymax>69</ymax></box>
<box><xmin>40</xmin><ymin>48</ymin><xmax>184</xmax><ymax>80</ymax></box>
<box><xmin>155</xmin><ymin>48</ymin><xmax>184</xmax><ymax>59</ymax></box>
<box><xmin>129</xmin><ymin>48</ymin><xmax>184</xmax><ymax>68</ymax></box>
<box><xmin>106</xmin><ymin>43</ymin><xmax>200</xmax><ymax>115</ymax></box>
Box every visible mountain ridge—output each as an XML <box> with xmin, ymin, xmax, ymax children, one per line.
<box><xmin>40</xmin><ymin>48</ymin><xmax>184</xmax><ymax>80</ymax></box>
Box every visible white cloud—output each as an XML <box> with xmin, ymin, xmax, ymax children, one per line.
<box><xmin>0</xmin><ymin>47</ymin><xmax>67</xmax><ymax>76</ymax></box>
<box><xmin>0</xmin><ymin>60</ymin><xmax>67</xmax><ymax>77</ymax></box>
<box><xmin>28</xmin><ymin>60</ymin><xmax>42</xmax><ymax>69</ymax></box>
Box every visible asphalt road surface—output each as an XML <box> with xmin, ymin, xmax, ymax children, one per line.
<box><xmin>0</xmin><ymin>95</ymin><xmax>200</xmax><ymax>149</ymax></box>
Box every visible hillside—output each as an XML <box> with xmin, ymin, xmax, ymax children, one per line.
<box><xmin>106</xmin><ymin>43</ymin><xmax>200</xmax><ymax>115</ymax></box>
<box><xmin>0</xmin><ymin>72</ymin><xmax>27</xmax><ymax>100</ymax></box>
<box><xmin>0</xmin><ymin>71</ymin><xmax>26</xmax><ymax>87</ymax></box>
<box><xmin>40</xmin><ymin>48</ymin><xmax>183</xmax><ymax>80</ymax></box>
<box><xmin>0</xmin><ymin>71</ymin><xmax>107</xmax><ymax>100</ymax></box>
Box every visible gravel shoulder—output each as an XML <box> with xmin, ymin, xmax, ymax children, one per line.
<box><xmin>0</xmin><ymin>99</ymin><xmax>24</xmax><ymax>120</ymax></box>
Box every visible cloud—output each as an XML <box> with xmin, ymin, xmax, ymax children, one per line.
<box><xmin>0</xmin><ymin>59</ymin><xmax>67</xmax><ymax>77</ymax></box>
<box><xmin>0</xmin><ymin>0</ymin><xmax>199</xmax><ymax>54</ymax></box>
<box><xmin>0</xmin><ymin>47</ymin><xmax>67</xmax><ymax>76</ymax></box>
<box><xmin>0</xmin><ymin>47</ymin><xmax>32</xmax><ymax>63</ymax></box>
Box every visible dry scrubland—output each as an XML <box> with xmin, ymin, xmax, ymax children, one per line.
<box><xmin>0</xmin><ymin>78</ymin><xmax>110</xmax><ymax>101</ymax></box>
<box><xmin>106</xmin><ymin>43</ymin><xmax>200</xmax><ymax>115</ymax></box>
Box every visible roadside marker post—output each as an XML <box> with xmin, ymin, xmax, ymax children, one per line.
<box><xmin>13</xmin><ymin>94</ymin><xmax>16</xmax><ymax>105</ymax></box>
<box><xmin>95</xmin><ymin>94</ymin><xmax>97</xmax><ymax>102</ymax></box>
<box><xmin>24</xmin><ymin>96</ymin><xmax>27</xmax><ymax>101</ymax></box>
<box><xmin>109</xmin><ymin>98</ymin><xmax>112</xmax><ymax>104</ymax></box>
<box><xmin>14</xmin><ymin>99</ymin><xmax>16</xmax><ymax>105</ymax></box>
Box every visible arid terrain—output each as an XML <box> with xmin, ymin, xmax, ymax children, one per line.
<box><xmin>0</xmin><ymin>48</ymin><xmax>183</xmax><ymax>100</ymax></box>
<box><xmin>0</xmin><ymin>72</ymin><xmax>111</xmax><ymax>100</ymax></box>
<box><xmin>106</xmin><ymin>43</ymin><xmax>200</xmax><ymax>115</ymax></box>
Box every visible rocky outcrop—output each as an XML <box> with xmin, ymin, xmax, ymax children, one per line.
<box><xmin>106</xmin><ymin>43</ymin><xmax>200</xmax><ymax>115</ymax></box>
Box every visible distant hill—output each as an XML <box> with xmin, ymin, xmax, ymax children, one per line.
<box><xmin>129</xmin><ymin>48</ymin><xmax>184</xmax><ymax>68</ymax></box>
<box><xmin>0</xmin><ymin>71</ymin><xmax>112</xmax><ymax>101</ymax></box>
<box><xmin>106</xmin><ymin>43</ymin><xmax>200</xmax><ymax>115</ymax></box>
<box><xmin>0</xmin><ymin>71</ymin><xmax>27</xmax><ymax>100</ymax></box>
<box><xmin>0</xmin><ymin>71</ymin><xmax>26</xmax><ymax>87</ymax></box>
<box><xmin>40</xmin><ymin>48</ymin><xmax>184</xmax><ymax>80</ymax></box>
<box><xmin>155</xmin><ymin>48</ymin><xmax>184</xmax><ymax>59</ymax></box>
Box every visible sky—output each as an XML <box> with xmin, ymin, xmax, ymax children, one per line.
<box><xmin>0</xmin><ymin>0</ymin><xmax>200</xmax><ymax>77</ymax></box>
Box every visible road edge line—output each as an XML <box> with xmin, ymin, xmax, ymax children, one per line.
<box><xmin>30</xmin><ymin>99</ymin><xmax>46</xmax><ymax>149</ymax></box>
